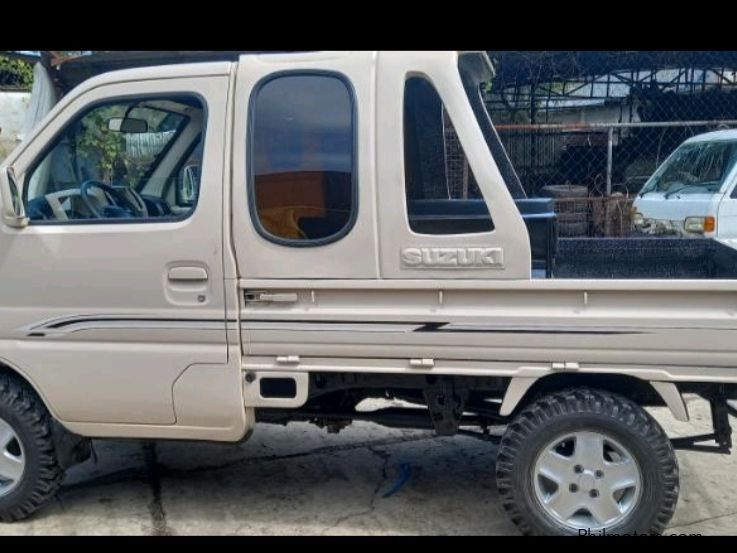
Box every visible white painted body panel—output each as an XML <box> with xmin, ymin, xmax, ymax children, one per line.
<box><xmin>717</xmin><ymin>194</ymin><xmax>737</xmax><ymax>238</ymax></box>
<box><xmin>373</xmin><ymin>51</ymin><xmax>531</xmax><ymax>280</ymax></box>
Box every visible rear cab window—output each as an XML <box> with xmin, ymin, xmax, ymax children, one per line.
<box><xmin>404</xmin><ymin>76</ymin><xmax>494</xmax><ymax>235</ymax></box>
<box><xmin>249</xmin><ymin>73</ymin><xmax>357</xmax><ymax>246</ymax></box>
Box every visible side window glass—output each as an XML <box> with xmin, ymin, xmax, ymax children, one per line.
<box><xmin>250</xmin><ymin>74</ymin><xmax>356</xmax><ymax>245</ymax></box>
<box><xmin>404</xmin><ymin>76</ymin><xmax>494</xmax><ymax>235</ymax></box>
<box><xmin>25</xmin><ymin>96</ymin><xmax>204</xmax><ymax>223</ymax></box>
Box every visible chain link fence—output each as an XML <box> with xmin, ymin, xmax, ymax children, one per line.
<box><xmin>485</xmin><ymin>51</ymin><xmax>737</xmax><ymax>236</ymax></box>
<box><xmin>483</xmin><ymin>51</ymin><xmax>737</xmax><ymax>237</ymax></box>
<box><xmin>492</xmin><ymin>121</ymin><xmax>736</xmax><ymax>236</ymax></box>
<box><xmin>441</xmin><ymin>117</ymin><xmax>731</xmax><ymax>238</ymax></box>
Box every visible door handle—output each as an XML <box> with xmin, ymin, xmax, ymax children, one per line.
<box><xmin>245</xmin><ymin>291</ymin><xmax>298</xmax><ymax>303</ymax></box>
<box><xmin>168</xmin><ymin>266</ymin><xmax>208</xmax><ymax>281</ymax></box>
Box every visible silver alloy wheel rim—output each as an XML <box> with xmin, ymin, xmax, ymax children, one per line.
<box><xmin>0</xmin><ymin>417</ymin><xmax>25</xmax><ymax>497</ymax></box>
<box><xmin>532</xmin><ymin>430</ymin><xmax>642</xmax><ymax>531</ymax></box>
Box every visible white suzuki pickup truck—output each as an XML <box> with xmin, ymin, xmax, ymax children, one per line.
<box><xmin>0</xmin><ymin>50</ymin><xmax>736</xmax><ymax>536</ymax></box>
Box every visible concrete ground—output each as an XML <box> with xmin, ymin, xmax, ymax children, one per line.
<box><xmin>1</xmin><ymin>396</ymin><xmax>736</xmax><ymax>535</ymax></box>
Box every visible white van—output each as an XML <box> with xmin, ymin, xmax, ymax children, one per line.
<box><xmin>633</xmin><ymin>129</ymin><xmax>737</xmax><ymax>240</ymax></box>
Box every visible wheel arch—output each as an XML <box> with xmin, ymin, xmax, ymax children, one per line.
<box><xmin>0</xmin><ymin>357</ymin><xmax>62</xmax><ymax>423</ymax></box>
<box><xmin>0</xmin><ymin>357</ymin><xmax>91</xmax><ymax>470</ymax></box>
<box><xmin>501</xmin><ymin>373</ymin><xmax>689</xmax><ymax>422</ymax></box>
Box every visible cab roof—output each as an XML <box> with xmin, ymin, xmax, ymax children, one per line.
<box><xmin>54</xmin><ymin>51</ymin><xmax>306</xmax><ymax>92</ymax></box>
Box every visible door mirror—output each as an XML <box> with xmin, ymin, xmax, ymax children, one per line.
<box><xmin>107</xmin><ymin>117</ymin><xmax>149</xmax><ymax>134</ymax></box>
<box><xmin>0</xmin><ymin>166</ymin><xmax>28</xmax><ymax>228</ymax></box>
<box><xmin>177</xmin><ymin>164</ymin><xmax>200</xmax><ymax>207</ymax></box>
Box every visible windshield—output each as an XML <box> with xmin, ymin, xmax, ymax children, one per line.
<box><xmin>640</xmin><ymin>139</ymin><xmax>737</xmax><ymax>196</ymax></box>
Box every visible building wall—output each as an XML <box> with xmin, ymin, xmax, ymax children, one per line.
<box><xmin>0</xmin><ymin>91</ymin><xmax>31</xmax><ymax>162</ymax></box>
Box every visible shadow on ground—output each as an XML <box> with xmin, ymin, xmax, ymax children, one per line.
<box><xmin>1</xmin><ymin>398</ymin><xmax>736</xmax><ymax>535</ymax></box>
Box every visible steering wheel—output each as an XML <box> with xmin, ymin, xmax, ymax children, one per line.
<box><xmin>79</xmin><ymin>180</ymin><xmax>145</xmax><ymax>219</ymax></box>
<box><xmin>673</xmin><ymin>170</ymin><xmax>697</xmax><ymax>184</ymax></box>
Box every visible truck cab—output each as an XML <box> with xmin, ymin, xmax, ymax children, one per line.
<box><xmin>0</xmin><ymin>51</ymin><xmax>736</xmax><ymax>535</ymax></box>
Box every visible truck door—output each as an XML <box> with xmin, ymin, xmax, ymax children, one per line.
<box><xmin>0</xmin><ymin>71</ymin><xmax>231</xmax><ymax>426</ymax></box>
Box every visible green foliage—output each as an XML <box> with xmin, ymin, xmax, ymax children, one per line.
<box><xmin>0</xmin><ymin>55</ymin><xmax>33</xmax><ymax>89</ymax></box>
<box><xmin>76</xmin><ymin>109</ymin><xmax>126</xmax><ymax>184</ymax></box>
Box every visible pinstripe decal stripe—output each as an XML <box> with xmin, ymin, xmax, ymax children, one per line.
<box><xmin>23</xmin><ymin>315</ymin><xmax>652</xmax><ymax>336</ymax></box>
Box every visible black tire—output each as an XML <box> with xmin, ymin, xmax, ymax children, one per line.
<box><xmin>0</xmin><ymin>374</ymin><xmax>64</xmax><ymax>522</ymax></box>
<box><xmin>496</xmin><ymin>388</ymin><xmax>679</xmax><ymax>536</ymax></box>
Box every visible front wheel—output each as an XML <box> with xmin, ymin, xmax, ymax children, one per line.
<box><xmin>496</xmin><ymin>388</ymin><xmax>679</xmax><ymax>535</ymax></box>
<box><xmin>0</xmin><ymin>375</ymin><xmax>64</xmax><ymax>522</ymax></box>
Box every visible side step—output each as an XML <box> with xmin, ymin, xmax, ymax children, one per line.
<box><xmin>242</xmin><ymin>370</ymin><xmax>309</xmax><ymax>408</ymax></box>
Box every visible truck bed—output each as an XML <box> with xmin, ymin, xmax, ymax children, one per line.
<box><xmin>408</xmin><ymin>198</ymin><xmax>737</xmax><ymax>280</ymax></box>
<box><xmin>552</xmin><ymin>237</ymin><xmax>737</xmax><ymax>279</ymax></box>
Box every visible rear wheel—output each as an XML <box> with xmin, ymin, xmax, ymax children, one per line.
<box><xmin>496</xmin><ymin>388</ymin><xmax>679</xmax><ymax>535</ymax></box>
<box><xmin>0</xmin><ymin>375</ymin><xmax>64</xmax><ymax>522</ymax></box>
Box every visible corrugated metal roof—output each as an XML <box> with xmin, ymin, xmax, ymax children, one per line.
<box><xmin>491</xmin><ymin>51</ymin><xmax>737</xmax><ymax>86</ymax></box>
